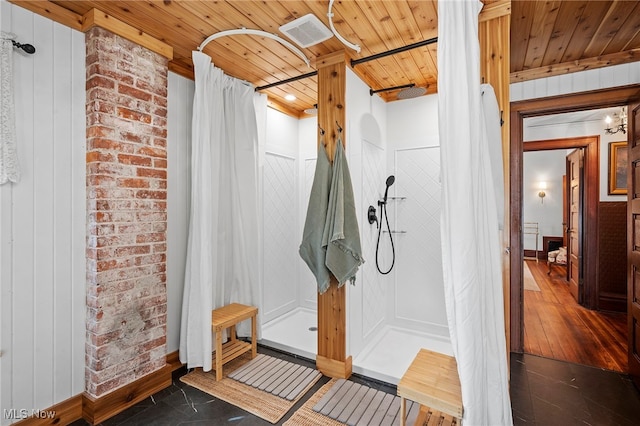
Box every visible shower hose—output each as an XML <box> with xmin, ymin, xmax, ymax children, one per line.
<box><xmin>375</xmin><ymin>200</ymin><xmax>395</xmax><ymax>274</ymax></box>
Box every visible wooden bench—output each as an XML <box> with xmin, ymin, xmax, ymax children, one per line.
<box><xmin>398</xmin><ymin>348</ymin><xmax>463</xmax><ymax>426</ymax></box>
<box><xmin>211</xmin><ymin>303</ymin><xmax>258</xmax><ymax>381</ymax></box>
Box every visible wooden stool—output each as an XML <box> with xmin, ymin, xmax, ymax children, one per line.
<box><xmin>211</xmin><ymin>303</ymin><xmax>258</xmax><ymax>381</ymax></box>
<box><xmin>398</xmin><ymin>348</ymin><xmax>463</xmax><ymax>426</ymax></box>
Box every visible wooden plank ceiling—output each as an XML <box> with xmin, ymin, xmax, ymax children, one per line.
<box><xmin>16</xmin><ymin>1</ymin><xmax>640</xmax><ymax>117</ymax></box>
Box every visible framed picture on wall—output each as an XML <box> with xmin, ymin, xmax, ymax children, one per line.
<box><xmin>608</xmin><ymin>141</ymin><xmax>627</xmax><ymax>195</ymax></box>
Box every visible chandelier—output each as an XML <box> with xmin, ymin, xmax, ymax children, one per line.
<box><xmin>604</xmin><ymin>108</ymin><xmax>627</xmax><ymax>135</ymax></box>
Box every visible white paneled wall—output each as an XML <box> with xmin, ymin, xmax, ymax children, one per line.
<box><xmin>345</xmin><ymin>69</ymin><xmax>390</xmax><ymax>357</ymax></box>
<box><xmin>263</xmin><ymin>152</ymin><xmax>298</xmax><ymax>321</ymax></box>
<box><xmin>385</xmin><ymin>95</ymin><xmax>448</xmax><ymax>338</ymax></box>
<box><xmin>393</xmin><ymin>147</ymin><xmax>447</xmax><ymax>336</ymax></box>
<box><xmin>166</xmin><ymin>72</ymin><xmax>194</xmax><ymax>352</ymax></box>
<box><xmin>0</xmin><ymin>1</ymin><xmax>85</xmax><ymax>422</ymax></box>
<box><xmin>511</xmin><ymin>62</ymin><xmax>640</xmax><ymax>102</ymax></box>
<box><xmin>262</xmin><ymin>108</ymin><xmax>302</xmax><ymax>321</ymax></box>
<box><xmin>360</xmin><ymin>140</ymin><xmax>386</xmax><ymax>339</ymax></box>
<box><xmin>297</xmin><ymin>116</ymin><xmax>319</xmax><ymax>310</ymax></box>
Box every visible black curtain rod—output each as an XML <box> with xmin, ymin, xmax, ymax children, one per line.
<box><xmin>351</xmin><ymin>36</ymin><xmax>438</xmax><ymax>67</ymax></box>
<box><xmin>255</xmin><ymin>70</ymin><xmax>318</xmax><ymax>92</ymax></box>
<box><xmin>254</xmin><ymin>36</ymin><xmax>437</xmax><ymax>91</ymax></box>
<box><xmin>370</xmin><ymin>83</ymin><xmax>414</xmax><ymax>96</ymax></box>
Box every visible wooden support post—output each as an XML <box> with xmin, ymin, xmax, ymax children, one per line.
<box><xmin>315</xmin><ymin>51</ymin><xmax>352</xmax><ymax>379</ymax></box>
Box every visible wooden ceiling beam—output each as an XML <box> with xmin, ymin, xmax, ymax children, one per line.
<box><xmin>81</xmin><ymin>8</ymin><xmax>173</xmax><ymax>59</ymax></box>
<box><xmin>266</xmin><ymin>97</ymin><xmax>302</xmax><ymax>119</ymax></box>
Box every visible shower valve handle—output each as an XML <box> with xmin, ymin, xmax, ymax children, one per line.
<box><xmin>367</xmin><ymin>205</ymin><xmax>379</xmax><ymax>228</ymax></box>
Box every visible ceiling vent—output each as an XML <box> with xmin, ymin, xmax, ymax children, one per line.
<box><xmin>279</xmin><ymin>14</ymin><xmax>332</xmax><ymax>48</ymax></box>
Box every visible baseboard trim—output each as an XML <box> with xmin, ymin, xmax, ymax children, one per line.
<box><xmin>11</xmin><ymin>394</ymin><xmax>83</xmax><ymax>426</ymax></box>
<box><xmin>166</xmin><ymin>349</ymin><xmax>184</xmax><ymax>372</ymax></box>
<box><xmin>82</xmin><ymin>364</ymin><xmax>172</xmax><ymax>424</ymax></box>
<box><xmin>10</xmin><ymin>353</ymin><xmax>179</xmax><ymax>425</ymax></box>
<box><xmin>598</xmin><ymin>292</ymin><xmax>627</xmax><ymax>312</ymax></box>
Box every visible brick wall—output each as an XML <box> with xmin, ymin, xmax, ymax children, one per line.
<box><xmin>85</xmin><ymin>27</ymin><xmax>168</xmax><ymax>397</ymax></box>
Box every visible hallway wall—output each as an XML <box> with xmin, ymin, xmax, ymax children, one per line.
<box><xmin>522</xmin><ymin>150</ymin><xmax>566</xmax><ymax>253</ymax></box>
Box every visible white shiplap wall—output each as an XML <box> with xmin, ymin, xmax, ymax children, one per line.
<box><xmin>511</xmin><ymin>62</ymin><xmax>640</xmax><ymax>102</ymax></box>
<box><xmin>166</xmin><ymin>72</ymin><xmax>193</xmax><ymax>353</ymax></box>
<box><xmin>0</xmin><ymin>1</ymin><xmax>85</xmax><ymax>422</ymax></box>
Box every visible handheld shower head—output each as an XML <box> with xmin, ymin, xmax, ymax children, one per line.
<box><xmin>383</xmin><ymin>175</ymin><xmax>395</xmax><ymax>203</ymax></box>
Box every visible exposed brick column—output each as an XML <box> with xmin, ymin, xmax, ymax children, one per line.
<box><xmin>85</xmin><ymin>27</ymin><xmax>168</xmax><ymax>397</ymax></box>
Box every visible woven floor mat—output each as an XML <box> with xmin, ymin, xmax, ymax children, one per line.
<box><xmin>180</xmin><ymin>353</ymin><xmax>321</xmax><ymax>424</ymax></box>
<box><xmin>284</xmin><ymin>379</ymin><xmax>457</xmax><ymax>426</ymax></box>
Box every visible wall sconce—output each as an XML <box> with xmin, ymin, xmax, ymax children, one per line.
<box><xmin>604</xmin><ymin>108</ymin><xmax>627</xmax><ymax>135</ymax></box>
<box><xmin>538</xmin><ymin>181</ymin><xmax>547</xmax><ymax>204</ymax></box>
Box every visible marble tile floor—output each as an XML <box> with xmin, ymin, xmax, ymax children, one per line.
<box><xmin>70</xmin><ymin>348</ymin><xmax>640</xmax><ymax>426</ymax></box>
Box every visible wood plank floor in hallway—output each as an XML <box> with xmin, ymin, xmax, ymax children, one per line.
<box><xmin>523</xmin><ymin>260</ymin><xmax>628</xmax><ymax>373</ymax></box>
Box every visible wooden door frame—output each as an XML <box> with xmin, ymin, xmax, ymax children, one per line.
<box><xmin>627</xmin><ymin>102</ymin><xmax>640</xmax><ymax>387</ymax></box>
<box><xmin>509</xmin><ymin>84</ymin><xmax>640</xmax><ymax>352</ymax></box>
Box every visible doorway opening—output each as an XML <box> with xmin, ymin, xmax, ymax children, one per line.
<box><xmin>522</xmin><ymin>137</ymin><xmax>598</xmax><ymax>307</ymax></box>
<box><xmin>510</xmin><ymin>85</ymin><xmax>640</xmax><ymax>372</ymax></box>
<box><xmin>521</xmin><ymin>139</ymin><xmax>626</xmax><ymax>372</ymax></box>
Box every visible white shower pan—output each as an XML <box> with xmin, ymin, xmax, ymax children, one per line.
<box><xmin>260</xmin><ymin>307</ymin><xmax>452</xmax><ymax>385</ymax></box>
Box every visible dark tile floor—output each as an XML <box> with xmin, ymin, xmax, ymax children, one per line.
<box><xmin>511</xmin><ymin>353</ymin><xmax>640</xmax><ymax>426</ymax></box>
<box><xmin>71</xmin><ymin>347</ymin><xmax>640</xmax><ymax>426</ymax></box>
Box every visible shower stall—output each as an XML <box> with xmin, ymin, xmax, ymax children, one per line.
<box><xmin>259</xmin><ymin>70</ymin><xmax>451</xmax><ymax>384</ymax></box>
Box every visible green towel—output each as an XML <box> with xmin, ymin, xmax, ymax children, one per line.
<box><xmin>299</xmin><ymin>140</ymin><xmax>333</xmax><ymax>293</ymax></box>
<box><xmin>324</xmin><ymin>138</ymin><xmax>364</xmax><ymax>286</ymax></box>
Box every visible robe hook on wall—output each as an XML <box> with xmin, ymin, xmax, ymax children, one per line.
<box><xmin>318</xmin><ymin>124</ymin><xmax>325</xmax><ymax>135</ymax></box>
<box><xmin>336</xmin><ymin>121</ymin><xmax>343</xmax><ymax>133</ymax></box>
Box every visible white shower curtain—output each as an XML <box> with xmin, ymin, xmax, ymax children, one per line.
<box><xmin>0</xmin><ymin>32</ymin><xmax>20</xmax><ymax>184</ymax></box>
<box><xmin>438</xmin><ymin>1</ymin><xmax>513</xmax><ymax>425</ymax></box>
<box><xmin>179</xmin><ymin>51</ymin><xmax>264</xmax><ymax>372</ymax></box>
